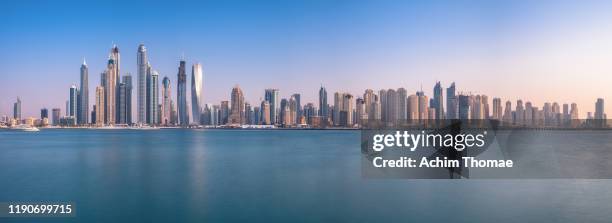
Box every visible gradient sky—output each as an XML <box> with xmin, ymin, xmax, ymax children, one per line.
<box><xmin>2</xmin><ymin>0</ymin><xmax>612</xmax><ymax>118</ymax></box>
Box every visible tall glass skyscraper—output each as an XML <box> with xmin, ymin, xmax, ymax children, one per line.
<box><xmin>78</xmin><ymin>59</ymin><xmax>89</xmax><ymax>124</ymax></box>
<box><xmin>230</xmin><ymin>85</ymin><xmax>245</xmax><ymax>124</ymax></box>
<box><xmin>432</xmin><ymin>81</ymin><xmax>444</xmax><ymax>120</ymax></box>
<box><xmin>69</xmin><ymin>85</ymin><xmax>78</xmax><ymax>117</ymax></box>
<box><xmin>147</xmin><ymin>70</ymin><xmax>159</xmax><ymax>124</ymax></box>
<box><xmin>104</xmin><ymin>54</ymin><xmax>117</xmax><ymax>124</ymax></box>
<box><xmin>111</xmin><ymin>45</ymin><xmax>121</xmax><ymax>122</ymax></box>
<box><xmin>446</xmin><ymin>82</ymin><xmax>458</xmax><ymax>119</ymax></box>
<box><xmin>265</xmin><ymin>89</ymin><xmax>279</xmax><ymax>124</ymax></box>
<box><xmin>13</xmin><ymin>97</ymin><xmax>21</xmax><ymax>120</ymax></box>
<box><xmin>191</xmin><ymin>63</ymin><xmax>203</xmax><ymax>124</ymax></box>
<box><xmin>177</xmin><ymin>60</ymin><xmax>189</xmax><ymax>126</ymax></box>
<box><xmin>318</xmin><ymin>86</ymin><xmax>328</xmax><ymax>118</ymax></box>
<box><xmin>121</xmin><ymin>74</ymin><xmax>132</xmax><ymax>124</ymax></box>
<box><xmin>137</xmin><ymin>44</ymin><xmax>147</xmax><ymax>124</ymax></box>
<box><xmin>162</xmin><ymin>77</ymin><xmax>172</xmax><ymax>125</ymax></box>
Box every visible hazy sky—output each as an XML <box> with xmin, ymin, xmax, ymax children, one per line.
<box><xmin>1</xmin><ymin>0</ymin><xmax>611</xmax><ymax>118</ymax></box>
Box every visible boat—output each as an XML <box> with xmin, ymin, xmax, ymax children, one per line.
<box><xmin>11</xmin><ymin>124</ymin><xmax>40</xmax><ymax>132</ymax></box>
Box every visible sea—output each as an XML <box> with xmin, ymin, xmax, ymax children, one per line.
<box><xmin>0</xmin><ymin>129</ymin><xmax>610</xmax><ymax>222</ymax></box>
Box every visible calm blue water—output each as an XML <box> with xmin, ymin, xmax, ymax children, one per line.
<box><xmin>0</xmin><ymin>129</ymin><xmax>611</xmax><ymax>222</ymax></box>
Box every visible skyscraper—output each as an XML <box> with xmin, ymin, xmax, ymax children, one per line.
<box><xmin>341</xmin><ymin>93</ymin><xmax>354</xmax><ymax>127</ymax></box>
<box><xmin>137</xmin><ymin>44</ymin><xmax>147</xmax><ymax>124</ymax></box>
<box><xmin>41</xmin><ymin>108</ymin><xmax>48</xmax><ymax>120</ymax></box>
<box><xmin>220</xmin><ymin>101</ymin><xmax>229</xmax><ymax>124</ymax></box>
<box><xmin>52</xmin><ymin>108</ymin><xmax>60</xmax><ymax>126</ymax></box>
<box><xmin>161</xmin><ymin>77</ymin><xmax>172</xmax><ymax>125</ymax></box>
<box><xmin>492</xmin><ymin>98</ymin><xmax>502</xmax><ymax>120</ymax></box>
<box><xmin>13</xmin><ymin>97</ymin><xmax>21</xmax><ymax>120</ymax></box>
<box><xmin>261</xmin><ymin>100</ymin><xmax>271</xmax><ymax>125</ymax></box>
<box><xmin>104</xmin><ymin>54</ymin><xmax>117</xmax><ymax>124</ymax></box>
<box><xmin>432</xmin><ymin>82</ymin><xmax>444</xmax><ymax>120</ymax></box>
<box><xmin>292</xmin><ymin>93</ymin><xmax>301</xmax><ymax>120</ymax></box>
<box><xmin>264</xmin><ymin>89</ymin><xmax>279</xmax><ymax>124</ymax></box>
<box><xmin>147</xmin><ymin>70</ymin><xmax>159</xmax><ymax>124</ymax></box>
<box><xmin>417</xmin><ymin>90</ymin><xmax>428</xmax><ymax>121</ymax></box>
<box><xmin>69</xmin><ymin>85</ymin><xmax>78</xmax><ymax>117</ymax></box>
<box><xmin>397</xmin><ymin>88</ymin><xmax>407</xmax><ymax>121</ymax></box>
<box><xmin>386</xmin><ymin>89</ymin><xmax>398</xmax><ymax>124</ymax></box>
<box><xmin>191</xmin><ymin>63</ymin><xmax>203</xmax><ymax>124</ymax></box>
<box><xmin>458</xmin><ymin>94</ymin><xmax>471</xmax><ymax>120</ymax></box>
<box><xmin>95</xmin><ymin>86</ymin><xmax>105</xmax><ymax>126</ymax></box>
<box><xmin>111</xmin><ymin>45</ymin><xmax>121</xmax><ymax>122</ymax></box>
<box><xmin>78</xmin><ymin>59</ymin><xmax>89</xmax><ymax>124</ymax></box>
<box><xmin>333</xmin><ymin>92</ymin><xmax>342</xmax><ymax>125</ymax></box>
<box><xmin>595</xmin><ymin>98</ymin><xmax>605</xmax><ymax>120</ymax></box>
<box><xmin>379</xmin><ymin>89</ymin><xmax>387</xmax><ymax>122</ymax></box>
<box><xmin>446</xmin><ymin>83</ymin><xmax>458</xmax><ymax>119</ymax></box>
<box><xmin>177</xmin><ymin>60</ymin><xmax>189</xmax><ymax>126</ymax></box>
<box><xmin>120</xmin><ymin>74</ymin><xmax>132</xmax><ymax>124</ymax></box>
<box><xmin>230</xmin><ymin>85</ymin><xmax>245</xmax><ymax>124</ymax></box>
<box><xmin>363</xmin><ymin>89</ymin><xmax>374</xmax><ymax>120</ymax></box>
<box><xmin>503</xmin><ymin>101</ymin><xmax>513</xmax><ymax>124</ymax></box>
<box><xmin>319</xmin><ymin>86</ymin><xmax>328</xmax><ymax>118</ymax></box>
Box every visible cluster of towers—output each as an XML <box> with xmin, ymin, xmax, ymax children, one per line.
<box><xmin>2</xmin><ymin>44</ymin><xmax>608</xmax><ymax>129</ymax></box>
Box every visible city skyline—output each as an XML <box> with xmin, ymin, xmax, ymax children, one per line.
<box><xmin>3</xmin><ymin>1</ymin><xmax>612</xmax><ymax>118</ymax></box>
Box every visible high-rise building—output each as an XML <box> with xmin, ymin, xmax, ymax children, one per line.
<box><xmin>386</xmin><ymin>89</ymin><xmax>398</xmax><ymax>124</ymax></box>
<box><xmin>220</xmin><ymin>101</ymin><xmax>229</xmax><ymax>124</ymax></box>
<box><xmin>356</xmin><ymin>98</ymin><xmax>367</xmax><ymax>125</ymax></box>
<box><xmin>341</xmin><ymin>93</ymin><xmax>354</xmax><ymax>127</ymax></box>
<box><xmin>417</xmin><ymin>91</ymin><xmax>428</xmax><ymax>121</ymax></box>
<box><xmin>280</xmin><ymin>98</ymin><xmax>288</xmax><ymax>125</ymax></box>
<box><xmin>261</xmin><ymin>100</ymin><xmax>271</xmax><ymax>125</ymax></box>
<box><xmin>230</xmin><ymin>85</ymin><xmax>245</xmax><ymax>124</ymax></box>
<box><xmin>104</xmin><ymin>54</ymin><xmax>117</xmax><ymax>124</ymax></box>
<box><xmin>379</xmin><ymin>89</ymin><xmax>387</xmax><ymax>122</ymax></box>
<box><xmin>570</xmin><ymin>103</ymin><xmax>579</xmax><ymax>120</ymax></box>
<box><xmin>253</xmin><ymin>106</ymin><xmax>261</xmax><ymax>125</ymax></box>
<box><xmin>432</xmin><ymin>82</ymin><xmax>444</xmax><ymax>120</ymax></box>
<box><xmin>137</xmin><ymin>44</ymin><xmax>147</xmax><ymax>124</ymax></box>
<box><xmin>111</xmin><ymin>45</ymin><xmax>121</xmax><ymax>122</ymax></box>
<box><xmin>191</xmin><ymin>63</ymin><xmax>203</xmax><ymax>124</ymax></box>
<box><xmin>78</xmin><ymin>59</ymin><xmax>89</xmax><ymax>124</ymax></box>
<box><xmin>52</xmin><ymin>108</ymin><xmax>60</xmax><ymax>126</ymax></box>
<box><xmin>177</xmin><ymin>60</ymin><xmax>189</xmax><ymax>126</ymax></box>
<box><xmin>492</xmin><ymin>98</ymin><xmax>502</xmax><ymax>120</ymax></box>
<box><xmin>458</xmin><ymin>95</ymin><xmax>471</xmax><ymax>120</ymax></box>
<box><xmin>292</xmin><ymin>93</ymin><xmax>301</xmax><ymax>120</ymax></box>
<box><xmin>446</xmin><ymin>82</ymin><xmax>458</xmax><ymax>119</ymax></box>
<box><xmin>13</xmin><ymin>97</ymin><xmax>21</xmax><ymax>120</ymax></box>
<box><xmin>147</xmin><ymin>70</ymin><xmax>159</xmax><ymax>124</ymax></box>
<box><xmin>333</xmin><ymin>92</ymin><xmax>342</xmax><ymax>125</ymax></box>
<box><xmin>41</xmin><ymin>108</ymin><xmax>48</xmax><ymax>120</ymax></box>
<box><xmin>119</xmin><ymin>74</ymin><xmax>132</xmax><ymax>124</ymax></box>
<box><xmin>595</xmin><ymin>98</ymin><xmax>605</xmax><ymax>120</ymax></box>
<box><xmin>319</xmin><ymin>86</ymin><xmax>328</xmax><ymax>118</ymax></box>
<box><xmin>503</xmin><ymin>101</ymin><xmax>513</xmax><ymax>124</ymax></box>
<box><xmin>161</xmin><ymin>77</ymin><xmax>172</xmax><ymax>125</ymax></box>
<box><xmin>95</xmin><ymin>86</ymin><xmax>105</xmax><ymax>126</ymax></box>
<box><xmin>363</xmin><ymin>89</ymin><xmax>375</xmax><ymax>120</ymax></box>
<box><xmin>397</xmin><ymin>88</ymin><xmax>407</xmax><ymax>121</ymax></box>
<box><xmin>407</xmin><ymin>95</ymin><xmax>419</xmax><ymax>121</ymax></box>
<box><xmin>525</xmin><ymin>102</ymin><xmax>533</xmax><ymax>126</ymax></box>
<box><xmin>265</xmin><ymin>89</ymin><xmax>279</xmax><ymax>124</ymax></box>
<box><xmin>514</xmin><ymin>99</ymin><xmax>525</xmax><ymax>125</ymax></box>
<box><xmin>69</xmin><ymin>85</ymin><xmax>78</xmax><ymax>118</ymax></box>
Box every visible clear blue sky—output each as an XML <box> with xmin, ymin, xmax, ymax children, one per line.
<box><xmin>2</xmin><ymin>0</ymin><xmax>612</xmax><ymax>118</ymax></box>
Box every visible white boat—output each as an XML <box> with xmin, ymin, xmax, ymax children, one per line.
<box><xmin>11</xmin><ymin>124</ymin><xmax>40</xmax><ymax>132</ymax></box>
